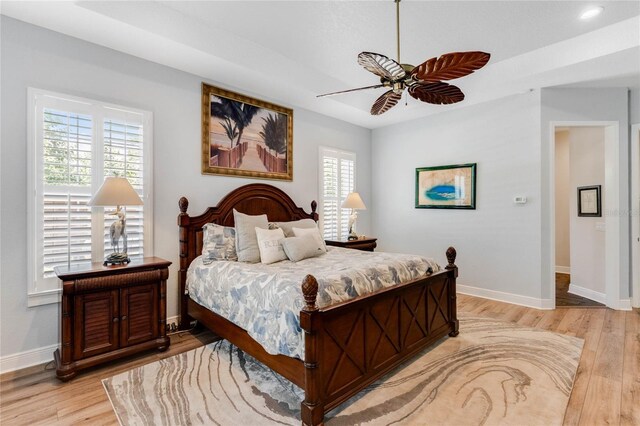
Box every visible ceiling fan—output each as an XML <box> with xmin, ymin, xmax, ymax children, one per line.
<box><xmin>317</xmin><ymin>0</ymin><xmax>491</xmax><ymax>116</ymax></box>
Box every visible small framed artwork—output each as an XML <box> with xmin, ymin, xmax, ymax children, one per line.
<box><xmin>415</xmin><ymin>163</ymin><xmax>477</xmax><ymax>209</ymax></box>
<box><xmin>201</xmin><ymin>83</ymin><xmax>293</xmax><ymax>180</ymax></box>
<box><xmin>577</xmin><ymin>185</ymin><xmax>601</xmax><ymax>217</ymax></box>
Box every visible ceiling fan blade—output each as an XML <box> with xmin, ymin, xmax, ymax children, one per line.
<box><xmin>371</xmin><ymin>90</ymin><xmax>402</xmax><ymax>115</ymax></box>
<box><xmin>408</xmin><ymin>82</ymin><xmax>465</xmax><ymax>105</ymax></box>
<box><xmin>358</xmin><ymin>52</ymin><xmax>406</xmax><ymax>81</ymax></box>
<box><xmin>317</xmin><ymin>84</ymin><xmax>385</xmax><ymax>98</ymax></box>
<box><xmin>410</xmin><ymin>51</ymin><xmax>490</xmax><ymax>82</ymax></box>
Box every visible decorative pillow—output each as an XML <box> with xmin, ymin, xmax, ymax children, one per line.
<box><xmin>282</xmin><ymin>235</ymin><xmax>325</xmax><ymax>262</ymax></box>
<box><xmin>269</xmin><ymin>219</ymin><xmax>317</xmax><ymax>237</ymax></box>
<box><xmin>201</xmin><ymin>223</ymin><xmax>237</xmax><ymax>263</ymax></box>
<box><xmin>233</xmin><ymin>209</ymin><xmax>269</xmax><ymax>263</ymax></box>
<box><xmin>255</xmin><ymin>227</ymin><xmax>287</xmax><ymax>264</ymax></box>
<box><xmin>292</xmin><ymin>226</ymin><xmax>327</xmax><ymax>252</ymax></box>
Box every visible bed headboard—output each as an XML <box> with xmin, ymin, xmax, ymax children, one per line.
<box><xmin>177</xmin><ymin>183</ymin><xmax>318</xmax><ymax>328</ymax></box>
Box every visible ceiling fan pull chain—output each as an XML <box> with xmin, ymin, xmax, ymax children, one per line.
<box><xmin>396</xmin><ymin>0</ymin><xmax>401</xmax><ymax>63</ymax></box>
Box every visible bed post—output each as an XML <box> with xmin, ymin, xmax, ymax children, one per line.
<box><xmin>178</xmin><ymin>197</ymin><xmax>192</xmax><ymax>330</ymax></box>
<box><xmin>300</xmin><ymin>274</ymin><xmax>323</xmax><ymax>426</ymax></box>
<box><xmin>445</xmin><ymin>246</ymin><xmax>459</xmax><ymax>337</ymax></box>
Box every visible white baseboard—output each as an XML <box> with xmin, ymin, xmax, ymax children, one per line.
<box><xmin>555</xmin><ymin>266</ymin><xmax>570</xmax><ymax>274</ymax></box>
<box><xmin>617</xmin><ymin>299</ymin><xmax>632</xmax><ymax>311</ymax></box>
<box><xmin>1</xmin><ymin>316</ymin><xmax>182</xmax><ymax>375</ymax></box>
<box><xmin>0</xmin><ymin>343</ymin><xmax>57</xmax><ymax>375</ymax></box>
<box><xmin>567</xmin><ymin>284</ymin><xmax>606</xmax><ymax>304</ymax></box>
<box><xmin>457</xmin><ymin>284</ymin><xmax>554</xmax><ymax>310</ymax></box>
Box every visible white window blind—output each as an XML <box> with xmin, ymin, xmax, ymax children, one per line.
<box><xmin>28</xmin><ymin>89</ymin><xmax>153</xmax><ymax>306</ymax></box>
<box><xmin>103</xmin><ymin>118</ymin><xmax>145</xmax><ymax>261</ymax></box>
<box><xmin>42</xmin><ymin>109</ymin><xmax>93</xmax><ymax>279</ymax></box>
<box><xmin>319</xmin><ymin>147</ymin><xmax>356</xmax><ymax>240</ymax></box>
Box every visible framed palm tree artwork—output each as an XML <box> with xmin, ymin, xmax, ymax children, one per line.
<box><xmin>201</xmin><ymin>83</ymin><xmax>293</xmax><ymax>180</ymax></box>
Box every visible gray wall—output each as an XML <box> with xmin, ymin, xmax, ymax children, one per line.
<box><xmin>0</xmin><ymin>17</ymin><xmax>372</xmax><ymax>359</ymax></box>
<box><xmin>554</xmin><ymin>131</ymin><xmax>570</xmax><ymax>270</ymax></box>
<box><xmin>631</xmin><ymin>89</ymin><xmax>640</xmax><ymax>124</ymax></box>
<box><xmin>371</xmin><ymin>92</ymin><xmax>543</xmax><ymax>300</ymax></box>
<box><xmin>372</xmin><ymin>86</ymin><xmax>634</xmax><ymax>307</ymax></box>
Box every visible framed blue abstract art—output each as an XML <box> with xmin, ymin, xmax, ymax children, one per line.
<box><xmin>415</xmin><ymin>163</ymin><xmax>476</xmax><ymax>209</ymax></box>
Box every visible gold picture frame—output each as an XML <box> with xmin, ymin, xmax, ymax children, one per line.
<box><xmin>201</xmin><ymin>83</ymin><xmax>293</xmax><ymax>180</ymax></box>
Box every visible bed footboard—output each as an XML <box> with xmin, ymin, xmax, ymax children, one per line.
<box><xmin>300</xmin><ymin>247</ymin><xmax>459</xmax><ymax>426</ymax></box>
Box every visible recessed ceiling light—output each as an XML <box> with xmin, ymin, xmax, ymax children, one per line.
<box><xmin>580</xmin><ymin>6</ymin><xmax>604</xmax><ymax>20</ymax></box>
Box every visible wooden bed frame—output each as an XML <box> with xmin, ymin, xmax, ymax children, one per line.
<box><xmin>178</xmin><ymin>183</ymin><xmax>459</xmax><ymax>425</ymax></box>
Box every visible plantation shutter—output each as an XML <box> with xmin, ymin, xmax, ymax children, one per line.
<box><xmin>29</xmin><ymin>89</ymin><xmax>153</xmax><ymax>306</ymax></box>
<box><xmin>41</xmin><ymin>109</ymin><xmax>94</xmax><ymax>281</ymax></box>
<box><xmin>103</xmin><ymin>115</ymin><xmax>145</xmax><ymax>261</ymax></box>
<box><xmin>319</xmin><ymin>147</ymin><xmax>356</xmax><ymax>240</ymax></box>
<box><xmin>339</xmin><ymin>156</ymin><xmax>355</xmax><ymax>239</ymax></box>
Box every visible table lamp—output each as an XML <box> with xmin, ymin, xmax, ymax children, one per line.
<box><xmin>341</xmin><ymin>192</ymin><xmax>367</xmax><ymax>240</ymax></box>
<box><xmin>88</xmin><ymin>177</ymin><xmax>143</xmax><ymax>266</ymax></box>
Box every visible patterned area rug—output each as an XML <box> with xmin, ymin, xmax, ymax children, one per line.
<box><xmin>103</xmin><ymin>316</ymin><xmax>583</xmax><ymax>425</ymax></box>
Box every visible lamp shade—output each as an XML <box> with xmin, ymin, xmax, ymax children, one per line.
<box><xmin>341</xmin><ymin>192</ymin><xmax>367</xmax><ymax>210</ymax></box>
<box><xmin>88</xmin><ymin>177</ymin><xmax>143</xmax><ymax>206</ymax></box>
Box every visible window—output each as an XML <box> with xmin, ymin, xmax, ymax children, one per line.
<box><xmin>28</xmin><ymin>89</ymin><xmax>153</xmax><ymax>306</ymax></box>
<box><xmin>319</xmin><ymin>147</ymin><xmax>356</xmax><ymax>240</ymax></box>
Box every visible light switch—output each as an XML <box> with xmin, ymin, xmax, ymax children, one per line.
<box><xmin>514</xmin><ymin>196</ymin><xmax>527</xmax><ymax>204</ymax></box>
<box><xmin>595</xmin><ymin>222</ymin><xmax>606</xmax><ymax>232</ymax></box>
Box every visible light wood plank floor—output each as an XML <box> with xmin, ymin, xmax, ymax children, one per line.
<box><xmin>1</xmin><ymin>294</ymin><xmax>638</xmax><ymax>425</ymax></box>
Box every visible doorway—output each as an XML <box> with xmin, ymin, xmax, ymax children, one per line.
<box><xmin>554</xmin><ymin>127</ymin><xmax>605</xmax><ymax>307</ymax></box>
<box><xmin>550</xmin><ymin>122</ymin><xmax>620</xmax><ymax>309</ymax></box>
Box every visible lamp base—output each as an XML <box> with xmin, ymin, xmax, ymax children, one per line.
<box><xmin>104</xmin><ymin>252</ymin><xmax>131</xmax><ymax>266</ymax></box>
<box><xmin>347</xmin><ymin>233</ymin><xmax>359</xmax><ymax>241</ymax></box>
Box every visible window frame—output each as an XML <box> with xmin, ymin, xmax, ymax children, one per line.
<box><xmin>27</xmin><ymin>88</ymin><xmax>154</xmax><ymax>307</ymax></box>
<box><xmin>318</xmin><ymin>146</ymin><xmax>357</xmax><ymax>241</ymax></box>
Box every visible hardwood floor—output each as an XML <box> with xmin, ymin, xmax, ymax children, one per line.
<box><xmin>556</xmin><ymin>273</ymin><xmax>605</xmax><ymax>307</ymax></box>
<box><xmin>1</xmin><ymin>295</ymin><xmax>638</xmax><ymax>425</ymax></box>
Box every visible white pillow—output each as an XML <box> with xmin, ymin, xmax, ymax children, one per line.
<box><xmin>255</xmin><ymin>227</ymin><xmax>287</xmax><ymax>264</ymax></box>
<box><xmin>282</xmin><ymin>235</ymin><xmax>325</xmax><ymax>262</ymax></box>
<box><xmin>269</xmin><ymin>219</ymin><xmax>317</xmax><ymax>237</ymax></box>
<box><xmin>233</xmin><ymin>209</ymin><xmax>268</xmax><ymax>263</ymax></box>
<box><xmin>292</xmin><ymin>227</ymin><xmax>327</xmax><ymax>252</ymax></box>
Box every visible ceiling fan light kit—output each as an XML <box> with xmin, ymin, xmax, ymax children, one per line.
<box><xmin>318</xmin><ymin>0</ymin><xmax>491</xmax><ymax>116</ymax></box>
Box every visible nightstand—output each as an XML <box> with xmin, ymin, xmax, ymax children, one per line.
<box><xmin>325</xmin><ymin>237</ymin><xmax>377</xmax><ymax>252</ymax></box>
<box><xmin>53</xmin><ymin>257</ymin><xmax>171</xmax><ymax>381</ymax></box>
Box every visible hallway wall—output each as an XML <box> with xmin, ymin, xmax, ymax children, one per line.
<box><xmin>554</xmin><ymin>130</ymin><xmax>571</xmax><ymax>272</ymax></box>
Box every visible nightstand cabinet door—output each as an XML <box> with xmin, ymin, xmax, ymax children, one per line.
<box><xmin>120</xmin><ymin>284</ymin><xmax>159</xmax><ymax>347</ymax></box>
<box><xmin>73</xmin><ymin>290</ymin><xmax>119</xmax><ymax>360</ymax></box>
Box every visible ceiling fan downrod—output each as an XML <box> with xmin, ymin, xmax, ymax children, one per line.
<box><xmin>396</xmin><ymin>0</ymin><xmax>401</xmax><ymax>64</ymax></box>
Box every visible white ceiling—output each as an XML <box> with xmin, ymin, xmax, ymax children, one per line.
<box><xmin>2</xmin><ymin>1</ymin><xmax>639</xmax><ymax>129</ymax></box>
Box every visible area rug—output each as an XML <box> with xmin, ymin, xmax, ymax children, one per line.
<box><xmin>103</xmin><ymin>316</ymin><xmax>583</xmax><ymax>425</ymax></box>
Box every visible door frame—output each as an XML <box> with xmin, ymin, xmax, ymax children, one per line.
<box><xmin>548</xmin><ymin>121</ymin><xmax>620</xmax><ymax>309</ymax></box>
<box><xmin>632</xmin><ymin>123</ymin><xmax>640</xmax><ymax>308</ymax></box>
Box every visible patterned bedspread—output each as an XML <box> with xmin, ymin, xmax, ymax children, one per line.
<box><xmin>186</xmin><ymin>247</ymin><xmax>441</xmax><ymax>359</ymax></box>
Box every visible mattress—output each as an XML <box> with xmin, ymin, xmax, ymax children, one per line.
<box><xmin>186</xmin><ymin>246</ymin><xmax>441</xmax><ymax>359</ymax></box>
